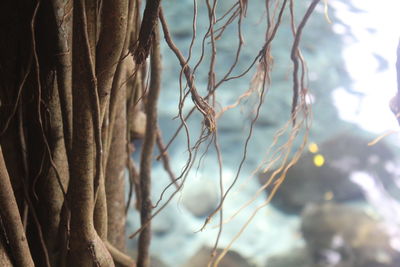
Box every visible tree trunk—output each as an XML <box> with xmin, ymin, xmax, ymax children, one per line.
<box><xmin>0</xmin><ymin>0</ymin><xmax>138</xmax><ymax>266</ymax></box>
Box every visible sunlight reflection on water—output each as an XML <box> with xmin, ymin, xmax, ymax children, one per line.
<box><xmin>331</xmin><ymin>0</ymin><xmax>400</xmax><ymax>134</ymax></box>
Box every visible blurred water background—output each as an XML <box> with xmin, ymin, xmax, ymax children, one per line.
<box><xmin>127</xmin><ymin>1</ymin><xmax>400</xmax><ymax>266</ymax></box>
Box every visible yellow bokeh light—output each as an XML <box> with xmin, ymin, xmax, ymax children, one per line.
<box><xmin>324</xmin><ymin>191</ymin><xmax>334</xmax><ymax>201</ymax></box>
<box><xmin>313</xmin><ymin>154</ymin><xmax>325</xmax><ymax>167</ymax></box>
<box><xmin>308</xmin><ymin>142</ymin><xmax>319</xmax><ymax>153</ymax></box>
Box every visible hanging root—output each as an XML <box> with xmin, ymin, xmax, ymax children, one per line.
<box><xmin>159</xmin><ymin>8</ymin><xmax>216</xmax><ymax>133</ymax></box>
<box><xmin>0</xmin><ymin>147</ymin><xmax>34</xmax><ymax>267</ymax></box>
<box><xmin>137</xmin><ymin>21</ymin><xmax>162</xmax><ymax>267</ymax></box>
<box><xmin>290</xmin><ymin>0</ymin><xmax>321</xmax><ymax>124</ymax></box>
<box><xmin>132</xmin><ymin>0</ymin><xmax>161</xmax><ymax>64</ymax></box>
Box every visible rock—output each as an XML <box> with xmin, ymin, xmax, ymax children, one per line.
<box><xmin>182</xmin><ymin>246</ymin><xmax>254</xmax><ymax>267</ymax></box>
<box><xmin>148</xmin><ymin>257</ymin><xmax>169</xmax><ymax>267</ymax></box>
<box><xmin>301</xmin><ymin>203</ymin><xmax>400</xmax><ymax>267</ymax></box>
<box><xmin>127</xmin><ymin>249</ymin><xmax>168</xmax><ymax>267</ymax></box>
<box><xmin>152</xmin><ymin>209</ymin><xmax>175</xmax><ymax>237</ymax></box>
<box><xmin>181</xmin><ymin>178</ymin><xmax>219</xmax><ymax>218</ymax></box>
<box><xmin>266</xmin><ymin>248</ymin><xmax>313</xmax><ymax>267</ymax></box>
<box><xmin>259</xmin><ymin>133</ymin><xmax>396</xmax><ymax>213</ymax></box>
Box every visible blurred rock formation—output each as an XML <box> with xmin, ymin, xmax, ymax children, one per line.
<box><xmin>182</xmin><ymin>246</ymin><xmax>254</xmax><ymax>267</ymax></box>
<box><xmin>259</xmin><ymin>133</ymin><xmax>398</xmax><ymax>213</ymax></box>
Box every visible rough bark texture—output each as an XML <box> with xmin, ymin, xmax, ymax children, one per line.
<box><xmin>0</xmin><ymin>0</ymin><xmax>320</xmax><ymax>267</ymax></box>
<box><xmin>0</xmin><ymin>147</ymin><xmax>35</xmax><ymax>267</ymax></box>
<box><xmin>105</xmin><ymin>59</ymin><xmax>128</xmax><ymax>250</ymax></box>
<box><xmin>0</xmin><ymin>0</ymin><xmax>136</xmax><ymax>266</ymax></box>
<box><xmin>35</xmin><ymin>77</ymin><xmax>70</xmax><ymax>266</ymax></box>
<box><xmin>0</xmin><ymin>237</ymin><xmax>13</xmax><ymax>267</ymax></box>
<box><xmin>96</xmin><ymin>0</ymin><xmax>129</xmax><ymax>121</ymax></box>
<box><xmin>137</xmin><ymin>25</ymin><xmax>162</xmax><ymax>267</ymax></box>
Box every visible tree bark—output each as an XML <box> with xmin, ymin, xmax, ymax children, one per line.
<box><xmin>66</xmin><ymin>0</ymin><xmax>113</xmax><ymax>266</ymax></box>
<box><xmin>0</xmin><ymin>146</ymin><xmax>34</xmax><ymax>267</ymax></box>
